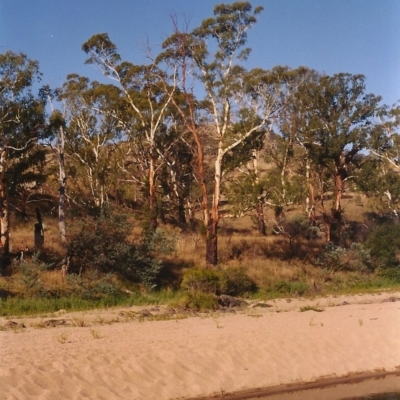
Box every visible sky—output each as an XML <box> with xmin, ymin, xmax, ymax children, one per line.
<box><xmin>1</xmin><ymin>0</ymin><xmax>399</xmax><ymax>106</ymax></box>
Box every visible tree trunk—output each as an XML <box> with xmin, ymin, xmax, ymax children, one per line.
<box><xmin>305</xmin><ymin>156</ymin><xmax>316</xmax><ymax>224</ymax></box>
<box><xmin>280</xmin><ymin>137</ymin><xmax>292</xmax><ymax>203</ymax></box>
<box><xmin>58</xmin><ymin>149</ymin><xmax>67</xmax><ymax>244</ymax></box>
<box><xmin>253</xmin><ymin>150</ymin><xmax>266</xmax><ymax>235</ymax></box>
<box><xmin>334</xmin><ymin>169</ymin><xmax>344</xmax><ymax>212</ymax></box>
<box><xmin>332</xmin><ymin>166</ymin><xmax>346</xmax><ymax>244</ymax></box>
<box><xmin>205</xmin><ymin>146</ymin><xmax>224</xmax><ymax>267</ymax></box>
<box><xmin>0</xmin><ymin>145</ymin><xmax>10</xmax><ymax>259</ymax></box>
<box><xmin>177</xmin><ymin>196</ymin><xmax>186</xmax><ymax>228</ymax></box>
<box><xmin>34</xmin><ymin>207</ymin><xmax>44</xmax><ymax>248</ymax></box>
<box><xmin>206</xmin><ymin>217</ymin><xmax>218</xmax><ymax>266</ymax></box>
<box><xmin>0</xmin><ymin>181</ymin><xmax>10</xmax><ymax>256</ymax></box>
<box><xmin>148</xmin><ymin>156</ymin><xmax>158</xmax><ymax>231</ymax></box>
<box><xmin>257</xmin><ymin>200</ymin><xmax>266</xmax><ymax>235</ymax></box>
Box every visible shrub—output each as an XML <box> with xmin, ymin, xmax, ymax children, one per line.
<box><xmin>13</xmin><ymin>253</ymin><xmax>52</xmax><ymax>297</ymax></box>
<box><xmin>316</xmin><ymin>242</ymin><xmax>373</xmax><ymax>273</ymax></box>
<box><xmin>181</xmin><ymin>268</ymin><xmax>221</xmax><ymax>294</ymax></box>
<box><xmin>68</xmin><ymin>211</ymin><xmax>173</xmax><ymax>288</ymax></box>
<box><xmin>176</xmin><ymin>292</ymin><xmax>219</xmax><ymax>311</ymax></box>
<box><xmin>366</xmin><ymin>223</ymin><xmax>400</xmax><ymax>270</ymax></box>
<box><xmin>219</xmin><ymin>267</ymin><xmax>256</xmax><ymax>296</ymax></box>
<box><xmin>66</xmin><ymin>271</ymin><xmax>124</xmax><ymax>300</ymax></box>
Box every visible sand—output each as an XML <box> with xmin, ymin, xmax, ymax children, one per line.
<box><xmin>1</xmin><ymin>291</ymin><xmax>400</xmax><ymax>400</ymax></box>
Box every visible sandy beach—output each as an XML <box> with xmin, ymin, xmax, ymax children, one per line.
<box><xmin>1</xmin><ymin>291</ymin><xmax>400</xmax><ymax>400</ymax></box>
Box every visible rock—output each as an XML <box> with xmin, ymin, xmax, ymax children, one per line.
<box><xmin>4</xmin><ymin>320</ymin><xmax>25</xmax><ymax>329</ymax></box>
<box><xmin>44</xmin><ymin>319</ymin><xmax>69</xmax><ymax>327</ymax></box>
<box><xmin>140</xmin><ymin>309</ymin><xmax>152</xmax><ymax>317</ymax></box>
<box><xmin>382</xmin><ymin>297</ymin><xmax>400</xmax><ymax>303</ymax></box>
<box><xmin>218</xmin><ymin>295</ymin><xmax>246</xmax><ymax>308</ymax></box>
<box><xmin>251</xmin><ymin>302</ymin><xmax>272</xmax><ymax>308</ymax></box>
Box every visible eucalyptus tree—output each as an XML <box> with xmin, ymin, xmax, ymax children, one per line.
<box><xmin>159</xmin><ymin>2</ymin><xmax>279</xmax><ymax>265</ymax></box>
<box><xmin>286</xmin><ymin>72</ymin><xmax>381</xmax><ymax>242</ymax></box>
<box><xmin>364</xmin><ymin>103</ymin><xmax>400</xmax><ymax>218</ymax></box>
<box><xmin>276</xmin><ymin>68</ymin><xmax>320</xmax><ymax>223</ymax></box>
<box><xmin>59</xmin><ymin>74</ymin><xmax>124</xmax><ymax>211</ymax></box>
<box><xmin>222</xmin><ymin>66</ymin><xmax>306</xmax><ymax>235</ymax></box>
<box><xmin>81</xmin><ymin>34</ymin><xmax>178</xmax><ymax>230</ymax></box>
<box><xmin>0</xmin><ymin>51</ymin><xmax>46</xmax><ymax>258</ymax></box>
<box><xmin>44</xmin><ymin>86</ymin><xmax>68</xmax><ymax>244</ymax></box>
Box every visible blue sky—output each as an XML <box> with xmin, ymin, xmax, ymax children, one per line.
<box><xmin>1</xmin><ymin>0</ymin><xmax>399</xmax><ymax>105</ymax></box>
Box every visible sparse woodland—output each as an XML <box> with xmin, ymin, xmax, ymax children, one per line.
<box><xmin>1</xmin><ymin>2</ymin><xmax>400</xmax><ymax>314</ymax></box>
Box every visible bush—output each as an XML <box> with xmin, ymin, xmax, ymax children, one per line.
<box><xmin>68</xmin><ymin>211</ymin><xmax>173</xmax><ymax>288</ymax></box>
<box><xmin>316</xmin><ymin>242</ymin><xmax>373</xmax><ymax>273</ymax></box>
<box><xmin>13</xmin><ymin>253</ymin><xmax>52</xmax><ymax>297</ymax></box>
<box><xmin>180</xmin><ymin>266</ymin><xmax>256</xmax><ymax>297</ymax></box>
<box><xmin>175</xmin><ymin>292</ymin><xmax>219</xmax><ymax>311</ymax></box>
<box><xmin>219</xmin><ymin>267</ymin><xmax>256</xmax><ymax>296</ymax></box>
<box><xmin>66</xmin><ymin>271</ymin><xmax>124</xmax><ymax>300</ymax></box>
<box><xmin>366</xmin><ymin>223</ymin><xmax>400</xmax><ymax>270</ymax></box>
<box><xmin>181</xmin><ymin>268</ymin><xmax>221</xmax><ymax>293</ymax></box>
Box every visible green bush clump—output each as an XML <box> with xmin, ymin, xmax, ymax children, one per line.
<box><xmin>366</xmin><ymin>223</ymin><xmax>400</xmax><ymax>270</ymax></box>
<box><xmin>68</xmin><ymin>211</ymin><xmax>174</xmax><ymax>288</ymax></box>
<box><xmin>13</xmin><ymin>253</ymin><xmax>52</xmax><ymax>297</ymax></box>
<box><xmin>219</xmin><ymin>267</ymin><xmax>256</xmax><ymax>296</ymax></box>
<box><xmin>316</xmin><ymin>242</ymin><xmax>373</xmax><ymax>273</ymax></box>
<box><xmin>176</xmin><ymin>292</ymin><xmax>219</xmax><ymax>311</ymax></box>
<box><xmin>181</xmin><ymin>268</ymin><xmax>221</xmax><ymax>293</ymax></box>
<box><xmin>181</xmin><ymin>267</ymin><xmax>256</xmax><ymax>297</ymax></box>
<box><xmin>66</xmin><ymin>271</ymin><xmax>124</xmax><ymax>300</ymax></box>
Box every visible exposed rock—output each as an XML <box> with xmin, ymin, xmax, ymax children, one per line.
<box><xmin>44</xmin><ymin>319</ymin><xmax>69</xmax><ymax>327</ymax></box>
<box><xmin>251</xmin><ymin>302</ymin><xmax>272</xmax><ymax>308</ymax></box>
<box><xmin>4</xmin><ymin>320</ymin><xmax>26</xmax><ymax>329</ymax></box>
<box><xmin>218</xmin><ymin>295</ymin><xmax>247</xmax><ymax>308</ymax></box>
<box><xmin>382</xmin><ymin>297</ymin><xmax>400</xmax><ymax>303</ymax></box>
<box><xmin>140</xmin><ymin>309</ymin><xmax>152</xmax><ymax>317</ymax></box>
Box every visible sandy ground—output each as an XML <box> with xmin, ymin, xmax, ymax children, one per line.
<box><xmin>1</xmin><ymin>291</ymin><xmax>400</xmax><ymax>400</ymax></box>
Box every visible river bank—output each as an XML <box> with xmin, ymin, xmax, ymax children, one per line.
<box><xmin>1</xmin><ymin>291</ymin><xmax>400</xmax><ymax>399</ymax></box>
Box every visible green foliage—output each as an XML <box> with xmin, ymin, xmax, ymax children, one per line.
<box><xmin>316</xmin><ymin>242</ymin><xmax>373</xmax><ymax>273</ymax></box>
<box><xmin>68</xmin><ymin>211</ymin><xmax>172</xmax><ymax>288</ymax></box>
<box><xmin>366</xmin><ymin>223</ymin><xmax>400</xmax><ymax>273</ymax></box>
<box><xmin>181</xmin><ymin>268</ymin><xmax>221</xmax><ymax>294</ymax></box>
<box><xmin>66</xmin><ymin>271</ymin><xmax>123</xmax><ymax>300</ymax></box>
<box><xmin>175</xmin><ymin>292</ymin><xmax>219</xmax><ymax>311</ymax></box>
<box><xmin>219</xmin><ymin>267</ymin><xmax>256</xmax><ymax>296</ymax></box>
<box><xmin>14</xmin><ymin>254</ymin><xmax>45</xmax><ymax>296</ymax></box>
<box><xmin>180</xmin><ymin>266</ymin><xmax>255</xmax><ymax>296</ymax></box>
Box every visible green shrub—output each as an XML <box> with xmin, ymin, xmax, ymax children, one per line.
<box><xmin>13</xmin><ymin>253</ymin><xmax>52</xmax><ymax>297</ymax></box>
<box><xmin>219</xmin><ymin>267</ymin><xmax>256</xmax><ymax>296</ymax></box>
<box><xmin>316</xmin><ymin>242</ymin><xmax>373</xmax><ymax>273</ymax></box>
<box><xmin>66</xmin><ymin>271</ymin><xmax>124</xmax><ymax>300</ymax></box>
<box><xmin>366</xmin><ymin>223</ymin><xmax>400</xmax><ymax>270</ymax></box>
<box><xmin>180</xmin><ymin>268</ymin><xmax>221</xmax><ymax>294</ymax></box>
<box><xmin>68</xmin><ymin>211</ymin><xmax>173</xmax><ymax>288</ymax></box>
<box><xmin>176</xmin><ymin>292</ymin><xmax>218</xmax><ymax>311</ymax></box>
